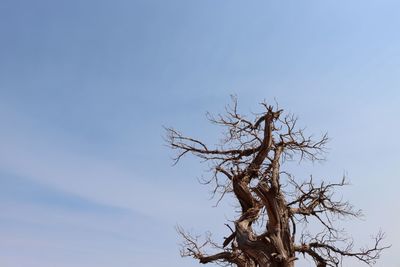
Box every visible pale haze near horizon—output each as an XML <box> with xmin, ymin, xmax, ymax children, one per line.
<box><xmin>0</xmin><ymin>0</ymin><xmax>399</xmax><ymax>266</ymax></box>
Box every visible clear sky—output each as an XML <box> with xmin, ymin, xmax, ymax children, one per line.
<box><xmin>0</xmin><ymin>0</ymin><xmax>399</xmax><ymax>266</ymax></box>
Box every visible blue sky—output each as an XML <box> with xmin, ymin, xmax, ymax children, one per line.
<box><xmin>0</xmin><ymin>0</ymin><xmax>399</xmax><ymax>266</ymax></box>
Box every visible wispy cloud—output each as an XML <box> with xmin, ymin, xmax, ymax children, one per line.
<box><xmin>0</xmin><ymin>103</ymin><xmax>215</xmax><ymax>224</ymax></box>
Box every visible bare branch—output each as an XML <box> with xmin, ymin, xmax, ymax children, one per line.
<box><xmin>295</xmin><ymin>231</ymin><xmax>390</xmax><ymax>266</ymax></box>
<box><xmin>287</xmin><ymin>176</ymin><xmax>362</xmax><ymax>232</ymax></box>
<box><xmin>169</xmin><ymin>98</ymin><xmax>389</xmax><ymax>267</ymax></box>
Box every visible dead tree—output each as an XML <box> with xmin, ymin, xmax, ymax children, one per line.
<box><xmin>166</xmin><ymin>97</ymin><xmax>389</xmax><ymax>267</ymax></box>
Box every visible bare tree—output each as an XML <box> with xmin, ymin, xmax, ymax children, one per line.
<box><xmin>166</xmin><ymin>97</ymin><xmax>389</xmax><ymax>267</ymax></box>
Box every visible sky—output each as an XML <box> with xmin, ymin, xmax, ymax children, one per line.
<box><xmin>0</xmin><ymin>0</ymin><xmax>399</xmax><ymax>266</ymax></box>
